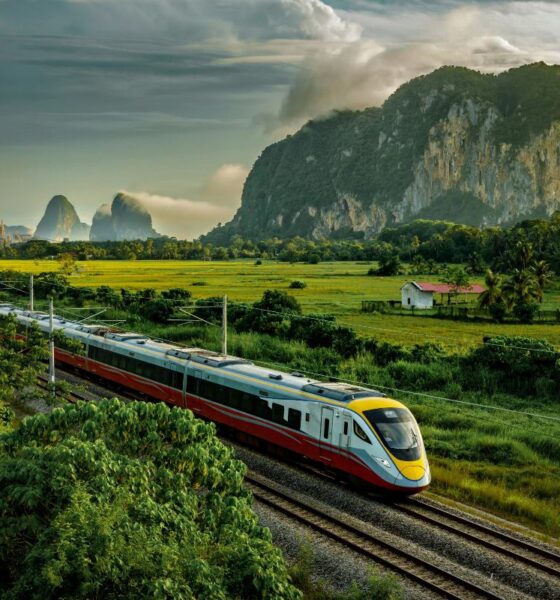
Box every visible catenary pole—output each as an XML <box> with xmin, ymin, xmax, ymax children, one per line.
<box><xmin>222</xmin><ymin>294</ymin><xmax>228</xmax><ymax>356</ymax></box>
<box><xmin>29</xmin><ymin>274</ymin><xmax>34</xmax><ymax>311</ymax></box>
<box><xmin>49</xmin><ymin>297</ymin><xmax>55</xmax><ymax>395</ymax></box>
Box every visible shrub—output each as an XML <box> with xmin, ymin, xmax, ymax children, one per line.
<box><xmin>161</xmin><ymin>288</ymin><xmax>192</xmax><ymax>301</ymax></box>
<box><xmin>365</xmin><ymin>339</ymin><xmax>409</xmax><ymax>366</ymax></box>
<box><xmin>489</xmin><ymin>302</ymin><xmax>507</xmax><ymax>323</ymax></box>
<box><xmin>469</xmin><ymin>336</ymin><xmax>559</xmax><ymax>378</ymax></box>
<box><xmin>513</xmin><ymin>302</ymin><xmax>539</xmax><ymax>324</ymax></box>
<box><xmin>139</xmin><ymin>299</ymin><xmax>174</xmax><ymax>323</ymax></box>
<box><xmin>289</xmin><ymin>280</ymin><xmax>307</xmax><ymax>289</ymax></box>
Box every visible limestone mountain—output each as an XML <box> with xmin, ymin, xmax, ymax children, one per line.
<box><xmin>204</xmin><ymin>63</ymin><xmax>560</xmax><ymax>243</ymax></box>
<box><xmin>5</xmin><ymin>225</ymin><xmax>32</xmax><ymax>238</ymax></box>
<box><xmin>34</xmin><ymin>195</ymin><xmax>90</xmax><ymax>241</ymax></box>
<box><xmin>90</xmin><ymin>193</ymin><xmax>160</xmax><ymax>241</ymax></box>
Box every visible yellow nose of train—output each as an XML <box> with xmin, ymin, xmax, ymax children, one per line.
<box><xmin>348</xmin><ymin>397</ymin><xmax>430</xmax><ymax>492</ymax></box>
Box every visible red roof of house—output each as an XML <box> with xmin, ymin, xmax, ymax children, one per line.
<box><xmin>412</xmin><ymin>281</ymin><xmax>485</xmax><ymax>294</ymax></box>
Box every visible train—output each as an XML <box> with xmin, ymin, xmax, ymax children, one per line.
<box><xmin>0</xmin><ymin>303</ymin><xmax>431</xmax><ymax>494</ymax></box>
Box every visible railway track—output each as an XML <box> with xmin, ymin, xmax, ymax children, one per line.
<box><xmin>394</xmin><ymin>497</ymin><xmax>560</xmax><ymax>579</ymax></box>
<box><xmin>36</xmin><ymin>374</ymin><xmax>90</xmax><ymax>403</ymax></box>
<box><xmin>247</xmin><ymin>472</ymin><xmax>506</xmax><ymax>600</ymax></box>
<box><xmin>286</xmin><ymin>459</ymin><xmax>560</xmax><ymax>580</ymax></box>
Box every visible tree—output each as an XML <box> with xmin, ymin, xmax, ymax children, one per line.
<box><xmin>478</xmin><ymin>269</ymin><xmax>504</xmax><ymax>309</ymax></box>
<box><xmin>531</xmin><ymin>260</ymin><xmax>553</xmax><ymax>303</ymax></box>
<box><xmin>441</xmin><ymin>266</ymin><xmax>471</xmax><ymax>304</ymax></box>
<box><xmin>56</xmin><ymin>252</ymin><xmax>78</xmax><ymax>276</ymax></box>
<box><xmin>0</xmin><ymin>315</ymin><xmax>49</xmax><ymax>430</ymax></box>
<box><xmin>237</xmin><ymin>290</ymin><xmax>301</xmax><ymax>336</ymax></box>
<box><xmin>376</xmin><ymin>253</ymin><xmax>401</xmax><ymax>276</ymax></box>
<box><xmin>34</xmin><ymin>272</ymin><xmax>69</xmax><ymax>300</ymax></box>
<box><xmin>0</xmin><ymin>400</ymin><xmax>301</xmax><ymax>599</ymax></box>
<box><xmin>161</xmin><ymin>288</ymin><xmax>192</xmax><ymax>301</ymax></box>
<box><xmin>502</xmin><ymin>268</ymin><xmax>539</xmax><ymax>309</ymax></box>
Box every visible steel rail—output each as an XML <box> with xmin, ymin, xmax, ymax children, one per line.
<box><xmin>247</xmin><ymin>473</ymin><xmax>506</xmax><ymax>600</ymax></box>
<box><xmin>394</xmin><ymin>498</ymin><xmax>560</xmax><ymax>579</ymax></box>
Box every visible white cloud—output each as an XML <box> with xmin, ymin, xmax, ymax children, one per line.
<box><xmin>199</xmin><ymin>163</ymin><xmax>250</xmax><ymax>207</ymax></box>
<box><xmin>121</xmin><ymin>163</ymin><xmax>249</xmax><ymax>239</ymax></box>
<box><xmin>261</xmin><ymin>1</ymin><xmax>560</xmax><ymax>134</ymax></box>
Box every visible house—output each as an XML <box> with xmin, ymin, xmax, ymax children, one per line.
<box><xmin>401</xmin><ymin>281</ymin><xmax>485</xmax><ymax>309</ymax></box>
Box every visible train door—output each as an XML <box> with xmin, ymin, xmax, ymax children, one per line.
<box><xmin>181</xmin><ymin>363</ymin><xmax>189</xmax><ymax>409</ymax></box>
<box><xmin>190</xmin><ymin>369</ymin><xmax>202</xmax><ymax>415</ymax></box>
<box><xmin>340</xmin><ymin>413</ymin><xmax>351</xmax><ymax>448</ymax></box>
<box><xmin>319</xmin><ymin>406</ymin><xmax>334</xmax><ymax>461</ymax></box>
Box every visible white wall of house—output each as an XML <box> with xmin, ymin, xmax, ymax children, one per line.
<box><xmin>401</xmin><ymin>283</ymin><xmax>434</xmax><ymax>309</ymax></box>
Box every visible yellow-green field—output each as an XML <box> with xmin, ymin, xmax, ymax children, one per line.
<box><xmin>2</xmin><ymin>259</ymin><xmax>560</xmax><ymax>350</ymax></box>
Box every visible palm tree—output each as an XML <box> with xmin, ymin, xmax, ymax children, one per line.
<box><xmin>514</xmin><ymin>240</ymin><xmax>534</xmax><ymax>270</ymax></box>
<box><xmin>531</xmin><ymin>260</ymin><xmax>553</xmax><ymax>303</ymax></box>
<box><xmin>502</xmin><ymin>268</ymin><xmax>539</xmax><ymax>309</ymax></box>
<box><xmin>478</xmin><ymin>269</ymin><xmax>504</xmax><ymax>309</ymax></box>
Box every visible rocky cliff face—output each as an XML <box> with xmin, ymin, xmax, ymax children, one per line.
<box><xmin>90</xmin><ymin>193</ymin><xmax>160</xmax><ymax>241</ymax></box>
<box><xmin>204</xmin><ymin>63</ymin><xmax>560</xmax><ymax>243</ymax></box>
<box><xmin>34</xmin><ymin>195</ymin><xmax>90</xmax><ymax>241</ymax></box>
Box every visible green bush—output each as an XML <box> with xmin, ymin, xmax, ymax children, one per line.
<box><xmin>513</xmin><ymin>302</ymin><xmax>539</xmax><ymax>324</ymax></box>
<box><xmin>289</xmin><ymin>280</ymin><xmax>307</xmax><ymax>289</ymax></box>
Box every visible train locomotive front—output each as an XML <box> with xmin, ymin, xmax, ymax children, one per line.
<box><xmin>345</xmin><ymin>396</ymin><xmax>430</xmax><ymax>493</ymax></box>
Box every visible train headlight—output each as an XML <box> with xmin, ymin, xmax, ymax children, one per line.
<box><xmin>375</xmin><ymin>457</ymin><xmax>392</xmax><ymax>470</ymax></box>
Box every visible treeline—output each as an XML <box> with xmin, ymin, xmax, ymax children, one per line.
<box><xmin>3</xmin><ymin>214</ymin><xmax>560</xmax><ymax>273</ymax></box>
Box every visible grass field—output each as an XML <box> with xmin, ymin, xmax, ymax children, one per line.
<box><xmin>1</xmin><ymin>258</ymin><xmax>559</xmax><ymax>536</ymax></box>
<box><xmin>2</xmin><ymin>259</ymin><xmax>560</xmax><ymax>350</ymax></box>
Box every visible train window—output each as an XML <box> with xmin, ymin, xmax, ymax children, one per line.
<box><xmin>305</xmin><ymin>413</ymin><xmax>310</xmax><ymax>422</ymax></box>
<box><xmin>240</xmin><ymin>392</ymin><xmax>257</xmax><ymax>414</ymax></box>
<box><xmin>353</xmin><ymin>421</ymin><xmax>371</xmax><ymax>444</ymax></box>
<box><xmin>287</xmin><ymin>408</ymin><xmax>301</xmax><ymax>430</ymax></box>
<box><xmin>323</xmin><ymin>418</ymin><xmax>330</xmax><ymax>439</ymax></box>
<box><xmin>343</xmin><ymin>421</ymin><xmax>349</xmax><ymax>436</ymax></box>
<box><xmin>257</xmin><ymin>399</ymin><xmax>272</xmax><ymax>420</ymax></box>
<box><xmin>272</xmin><ymin>403</ymin><xmax>284</xmax><ymax>424</ymax></box>
<box><xmin>172</xmin><ymin>371</ymin><xmax>183</xmax><ymax>390</ymax></box>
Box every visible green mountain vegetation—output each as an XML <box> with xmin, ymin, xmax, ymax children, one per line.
<box><xmin>204</xmin><ymin>63</ymin><xmax>560</xmax><ymax>243</ymax></box>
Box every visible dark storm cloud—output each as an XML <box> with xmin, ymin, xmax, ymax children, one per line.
<box><xmin>1</xmin><ymin>1</ymin><xmax>344</xmax><ymax>144</ymax></box>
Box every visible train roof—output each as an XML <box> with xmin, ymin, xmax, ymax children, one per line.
<box><xmin>0</xmin><ymin>303</ymin><xmax>386</xmax><ymax>403</ymax></box>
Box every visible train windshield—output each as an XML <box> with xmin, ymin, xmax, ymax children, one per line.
<box><xmin>363</xmin><ymin>408</ymin><xmax>422</xmax><ymax>461</ymax></box>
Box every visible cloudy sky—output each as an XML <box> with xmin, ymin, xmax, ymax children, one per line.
<box><xmin>1</xmin><ymin>0</ymin><xmax>559</xmax><ymax>238</ymax></box>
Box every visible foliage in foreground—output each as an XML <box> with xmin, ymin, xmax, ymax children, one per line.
<box><xmin>0</xmin><ymin>400</ymin><xmax>301</xmax><ymax>600</ymax></box>
<box><xmin>0</xmin><ymin>315</ymin><xmax>48</xmax><ymax>428</ymax></box>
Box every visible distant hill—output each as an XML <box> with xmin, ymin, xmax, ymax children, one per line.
<box><xmin>90</xmin><ymin>192</ymin><xmax>161</xmax><ymax>241</ymax></box>
<box><xmin>6</xmin><ymin>225</ymin><xmax>32</xmax><ymax>237</ymax></box>
<box><xmin>34</xmin><ymin>195</ymin><xmax>90</xmax><ymax>241</ymax></box>
<box><xmin>204</xmin><ymin>63</ymin><xmax>560</xmax><ymax>243</ymax></box>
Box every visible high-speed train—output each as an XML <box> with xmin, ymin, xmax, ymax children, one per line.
<box><xmin>0</xmin><ymin>304</ymin><xmax>430</xmax><ymax>494</ymax></box>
